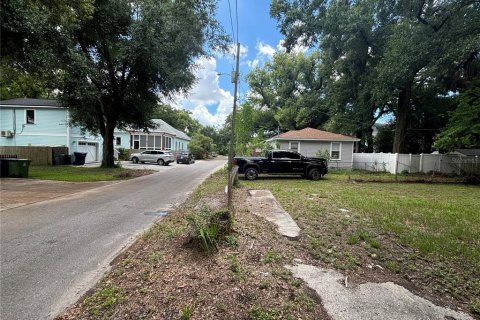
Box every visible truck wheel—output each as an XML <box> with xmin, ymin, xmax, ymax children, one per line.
<box><xmin>245</xmin><ymin>167</ymin><xmax>258</xmax><ymax>181</ymax></box>
<box><xmin>157</xmin><ymin>159</ymin><xmax>164</xmax><ymax>166</ymax></box>
<box><xmin>308</xmin><ymin>168</ymin><xmax>321</xmax><ymax>181</ymax></box>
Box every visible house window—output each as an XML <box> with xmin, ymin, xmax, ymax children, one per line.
<box><xmin>26</xmin><ymin>109</ymin><xmax>35</xmax><ymax>124</ymax></box>
<box><xmin>289</xmin><ymin>141</ymin><xmax>299</xmax><ymax>152</ymax></box>
<box><xmin>115</xmin><ymin>137</ymin><xmax>121</xmax><ymax>146</ymax></box>
<box><xmin>155</xmin><ymin>136</ymin><xmax>161</xmax><ymax>149</ymax></box>
<box><xmin>163</xmin><ymin>136</ymin><xmax>172</xmax><ymax>150</ymax></box>
<box><xmin>331</xmin><ymin>142</ymin><xmax>341</xmax><ymax>160</ymax></box>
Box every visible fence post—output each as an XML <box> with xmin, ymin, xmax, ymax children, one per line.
<box><xmin>409</xmin><ymin>153</ymin><xmax>412</xmax><ymax>173</ymax></box>
<box><xmin>439</xmin><ymin>154</ymin><xmax>443</xmax><ymax>173</ymax></box>
<box><xmin>394</xmin><ymin>153</ymin><xmax>399</xmax><ymax>174</ymax></box>
<box><xmin>419</xmin><ymin>153</ymin><xmax>424</xmax><ymax>173</ymax></box>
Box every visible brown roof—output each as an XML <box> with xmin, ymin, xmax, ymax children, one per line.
<box><xmin>269</xmin><ymin>127</ymin><xmax>360</xmax><ymax>141</ymax></box>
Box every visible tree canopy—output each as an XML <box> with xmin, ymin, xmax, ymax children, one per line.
<box><xmin>247</xmin><ymin>51</ymin><xmax>328</xmax><ymax>131</ymax></box>
<box><xmin>270</xmin><ymin>0</ymin><xmax>480</xmax><ymax>152</ymax></box>
<box><xmin>1</xmin><ymin>0</ymin><xmax>228</xmax><ymax>167</ymax></box>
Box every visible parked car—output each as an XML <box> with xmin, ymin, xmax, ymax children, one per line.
<box><xmin>176</xmin><ymin>152</ymin><xmax>195</xmax><ymax>164</ymax></box>
<box><xmin>130</xmin><ymin>150</ymin><xmax>174</xmax><ymax>166</ymax></box>
<box><xmin>234</xmin><ymin>150</ymin><xmax>328</xmax><ymax>181</ymax></box>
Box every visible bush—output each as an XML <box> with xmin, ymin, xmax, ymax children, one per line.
<box><xmin>117</xmin><ymin>148</ymin><xmax>130</xmax><ymax>161</ymax></box>
<box><xmin>186</xmin><ymin>207</ymin><xmax>231</xmax><ymax>251</ymax></box>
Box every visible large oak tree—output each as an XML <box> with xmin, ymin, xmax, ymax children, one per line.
<box><xmin>271</xmin><ymin>0</ymin><xmax>480</xmax><ymax>153</ymax></box>
<box><xmin>1</xmin><ymin>0</ymin><xmax>227</xmax><ymax>167</ymax></box>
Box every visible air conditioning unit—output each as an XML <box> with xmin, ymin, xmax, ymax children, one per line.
<box><xmin>1</xmin><ymin>131</ymin><xmax>14</xmax><ymax>138</ymax></box>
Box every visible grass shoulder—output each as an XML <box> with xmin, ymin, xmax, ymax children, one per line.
<box><xmin>29</xmin><ymin>165</ymin><xmax>154</xmax><ymax>182</ymax></box>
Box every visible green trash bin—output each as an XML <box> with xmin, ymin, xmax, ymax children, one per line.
<box><xmin>8</xmin><ymin>159</ymin><xmax>31</xmax><ymax>178</ymax></box>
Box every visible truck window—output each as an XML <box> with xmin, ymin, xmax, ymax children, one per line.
<box><xmin>285</xmin><ymin>152</ymin><xmax>301</xmax><ymax>160</ymax></box>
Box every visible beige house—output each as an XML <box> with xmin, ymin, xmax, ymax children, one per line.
<box><xmin>267</xmin><ymin>127</ymin><xmax>360</xmax><ymax>169</ymax></box>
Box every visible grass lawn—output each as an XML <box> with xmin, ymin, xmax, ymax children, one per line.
<box><xmin>244</xmin><ymin>172</ymin><xmax>480</xmax><ymax>314</ymax></box>
<box><xmin>29</xmin><ymin>165</ymin><xmax>153</xmax><ymax>182</ymax></box>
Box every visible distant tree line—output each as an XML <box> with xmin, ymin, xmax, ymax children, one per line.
<box><xmin>234</xmin><ymin>0</ymin><xmax>480</xmax><ymax>154</ymax></box>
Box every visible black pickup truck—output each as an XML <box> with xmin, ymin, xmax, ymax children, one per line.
<box><xmin>234</xmin><ymin>150</ymin><xmax>328</xmax><ymax>181</ymax></box>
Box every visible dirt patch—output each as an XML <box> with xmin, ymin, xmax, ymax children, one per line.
<box><xmin>0</xmin><ymin>179</ymin><xmax>115</xmax><ymax>211</ymax></box>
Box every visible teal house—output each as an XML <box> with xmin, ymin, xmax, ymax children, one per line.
<box><xmin>1</xmin><ymin>98</ymin><xmax>191</xmax><ymax>163</ymax></box>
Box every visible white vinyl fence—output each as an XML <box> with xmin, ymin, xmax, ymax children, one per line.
<box><xmin>352</xmin><ymin>153</ymin><xmax>480</xmax><ymax>175</ymax></box>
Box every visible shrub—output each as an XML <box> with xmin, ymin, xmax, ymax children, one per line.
<box><xmin>186</xmin><ymin>207</ymin><xmax>231</xmax><ymax>251</ymax></box>
<box><xmin>117</xmin><ymin>148</ymin><xmax>130</xmax><ymax>161</ymax></box>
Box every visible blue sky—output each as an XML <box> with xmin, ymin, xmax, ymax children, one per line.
<box><xmin>174</xmin><ymin>0</ymin><xmax>287</xmax><ymax>127</ymax></box>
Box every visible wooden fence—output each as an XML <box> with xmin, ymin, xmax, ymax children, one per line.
<box><xmin>0</xmin><ymin>146</ymin><xmax>68</xmax><ymax>165</ymax></box>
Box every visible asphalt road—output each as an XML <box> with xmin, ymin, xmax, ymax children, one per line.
<box><xmin>0</xmin><ymin>159</ymin><xmax>226</xmax><ymax>320</ymax></box>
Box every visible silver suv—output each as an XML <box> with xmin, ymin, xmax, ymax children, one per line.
<box><xmin>130</xmin><ymin>150</ymin><xmax>174</xmax><ymax>166</ymax></box>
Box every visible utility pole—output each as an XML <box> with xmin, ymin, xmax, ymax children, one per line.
<box><xmin>227</xmin><ymin>42</ymin><xmax>240</xmax><ymax>212</ymax></box>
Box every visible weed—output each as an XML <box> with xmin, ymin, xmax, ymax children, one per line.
<box><xmin>347</xmin><ymin>234</ymin><xmax>359</xmax><ymax>245</ymax></box>
<box><xmin>272</xmin><ymin>268</ymin><xmax>292</xmax><ymax>281</ymax></box>
<box><xmin>148</xmin><ymin>251</ymin><xmax>164</xmax><ymax>264</ymax></box>
<box><xmin>291</xmin><ymin>279</ymin><xmax>302</xmax><ymax>288</ymax></box>
<box><xmin>224</xmin><ymin>235</ymin><xmax>238</xmax><ymax>249</ymax></box>
<box><xmin>83</xmin><ymin>285</ymin><xmax>125</xmax><ymax>317</ymax></box>
<box><xmin>228</xmin><ymin>254</ymin><xmax>240</xmax><ymax>273</ymax></box>
<box><xmin>248</xmin><ymin>305</ymin><xmax>282</xmax><ymax>320</ymax></box>
<box><xmin>262</xmin><ymin>249</ymin><xmax>284</xmax><ymax>264</ymax></box>
<box><xmin>122</xmin><ymin>256</ymin><xmax>133</xmax><ymax>267</ymax></box>
<box><xmin>470</xmin><ymin>298</ymin><xmax>480</xmax><ymax>316</ymax></box>
<box><xmin>141</xmin><ymin>270</ymin><xmax>151</xmax><ymax>282</ymax></box>
<box><xmin>385</xmin><ymin>260</ymin><xmax>401</xmax><ymax>273</ymax></box>
<box><xmin>181</xmin><ymin>305</ymin><xmax>193</xmax><ymax>320</ymax></box>
<box><xmin>310</xmin><ymin>237</ymin><xmax>323</xmax><ymax>249</ymax></box>
<box><xmin>344</xmin><ymin>252</ymin><xmax>361</xmax><ymax>268</ymax></box>
<box><xmin>143</xmin><ymin>223</ymin><xmax>180</xmax><ymax>241</ymax></box>
<box><xmin>294</xmin><ymin>290</ymin><xmax>316</xmax><ymax>311</ymax></box>
<box><xmin>187</xmin><ymin>207</ymin><xmax>230</xmax><ymax>252</ymax></box>
<box><xmin>259</xmin><ymin>279</ymin><xmax>270</xmax><ymax>289</ymax></box>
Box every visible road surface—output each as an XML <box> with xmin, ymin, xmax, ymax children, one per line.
<box><xmin>0</xmin><ymin>159</ymin><xmax>225</xmax><ymax>319</ymax></box>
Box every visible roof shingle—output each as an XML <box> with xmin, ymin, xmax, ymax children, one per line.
<box><xmin>0</xmin><ymin>98</ymin><xmax>60</xmax><ymax>107</ymax></box>
<box><xmin>270</xmin><ymin>127</ymin><xmax>359</xmax><ymax>141</ymax></box>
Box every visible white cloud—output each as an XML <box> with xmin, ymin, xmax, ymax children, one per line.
<box><xmin>217</xmin><ymin>43</ymin><xmax>248</xmax><ymax>60</ymax></box>
<box><xmin>174</xmin><ymin>57</ymin><xmax>234</xmax><ymax>127</ymax></box>
<box><xmin>256</xmin><ymin>41</ymin><xmax>275</xmax><ymax>58</ymax></box>
<box><xmin>245</xmin><ymin>40</ymin><xmax>277</xmax><ymax>69</ymax></box>
<box><xmin>276</xmin><ymin>38</ymin><xmax>309</xmax><ymax>54</ymax></box>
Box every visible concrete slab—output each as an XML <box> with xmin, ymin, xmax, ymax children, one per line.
<box><xmin>247</xmin><ymin>189</ymin><xmax>300</xmax><ymax>240</ymax></box>
<box><xmin>286</xmin><ymin>264</ymin><xmax>474</xmax><ymax>320</ymax></box>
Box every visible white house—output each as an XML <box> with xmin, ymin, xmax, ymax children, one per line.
<box><xmin>0</xmin><ymin>98</ymin><xmax>191</xmax><ymax>163</ymax></box>
<box><xmin>267</xmin><ymin>127</ymin><xmax>360</xmax><ymax>169</ymax></box>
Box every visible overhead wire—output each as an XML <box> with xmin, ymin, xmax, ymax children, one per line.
<box><xmin>227</xmin><ymin>0</ymin><xmax>236</xmax><ymax>59</ymax></box>
<box><xmin>235</xmin><ymin>0</ymin><xmax>239</xmax><ymax>44</ymax></box>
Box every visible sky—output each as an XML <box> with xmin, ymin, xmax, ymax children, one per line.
<box><xmin>173</xmin><ymin>0</ymin><xmax>285</xmax><ymax>128</ymax></box>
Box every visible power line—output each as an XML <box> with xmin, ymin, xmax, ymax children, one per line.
<box><xmin>227</xmin><ymin>0</ymin><xmax>236</xmax><ymax>46</ymax></box>
<box><xmin>235</xmin><ymin>0</ymin><xmax>239</xmax><ymax>44</ymax></box>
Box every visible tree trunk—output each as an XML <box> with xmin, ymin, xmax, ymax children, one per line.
<box><xmin>101</xmin><ymin>123</ymin><xmax>115</xmax><ymax>168</ymax></box>
<box><xmin>365</xmin><ymin>126</ymin><xmax>374</xmax><ymax>152</ymax></box>
<box><xmin>393</xmin><ymin>84</ymin><xmax>411</xmax><ymax>153</ymax></box>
